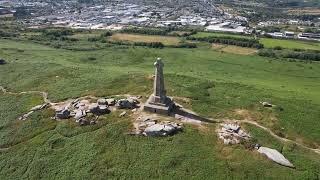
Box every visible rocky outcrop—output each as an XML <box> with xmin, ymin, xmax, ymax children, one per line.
<box><xmin>52</xmin><ymin>97</ymin><xmax>115</xmax><ymax>125</ymax></box>
<box><xmin>97</xmin><ymin>98</ymin><xmax>107</xmax><ymax>105</ymax></box>
<box><xmin>88</xmin><ymin>103</ymin><xmax>109</xmax><ymax>115</ymax></box>
<box><xmin>135</xmin><ymin>118</ymin><xmax>183</xmax><ymax>137</ymax></box>
<box><xmin>55</xmin><ymin>109</ymin><xmax>71</xmax><ymax>119</ymax></box>
<box><xmin>18</xmin><ymin>95</ymin><xmax>142</xmax><ymax>126</ymax></box>
<box><xmin>116</xmin><ymin>98</ymin><xmax>138</xmax><ymax>109</ymax></box>
<box><xmin>106</xmin><ymin>98</ymin><xmax>116</xmax><ymax>106</ymax></box>
<box><xmin>74</xmin><ymin>110</ymin><xmax>86</xmax><ymax>119</ymax></box>
<box><xmin>217</xmin><ymin>123</ymin><xmax>251</xmax><ymax>145</ymax></box>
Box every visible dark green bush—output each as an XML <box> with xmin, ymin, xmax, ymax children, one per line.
<box><xmin>187</xmin><ymin>36</ymin><xmax>264</xmax><ymax>49</ymax></box>
<box><xmin>258</xmin><ymin>48</ymin><xmax>320</xmax><ymax>61</ymax></box>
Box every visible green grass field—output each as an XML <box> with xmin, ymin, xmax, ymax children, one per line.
<box><xmin>260</xmin><ymin>38</ymin><xmax>320</xmax><ymax>50</ymax></box>
<box><xmin>0</xmin><ymin>37</ymin><xmax>320</xmax><ymax>179</ymax></box>
<box><xmin>109</xmin><ymin>33</ymin><xmax>181</xmax><ymax>45</ymax></box>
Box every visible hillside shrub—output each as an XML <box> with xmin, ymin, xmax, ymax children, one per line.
<box><xmin>187</xmin><ymin>36</ymin><xmax>264</xmax><ymax>49</ymax></box>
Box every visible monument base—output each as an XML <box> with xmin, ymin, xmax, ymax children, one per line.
<box><xmin>143</xmin><ymin>95</ymin><xmax>174</xmax><ymax>115</ymax></box>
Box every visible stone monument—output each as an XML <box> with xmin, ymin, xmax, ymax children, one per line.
<box><xmin>144</xmin><ymin>58</ymin><xmax>174</xmax><ymax>115</ymax></box>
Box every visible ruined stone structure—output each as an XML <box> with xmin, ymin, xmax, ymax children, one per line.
<box><xmin>144</xmin><ymin>58</ymin><xmax>174</xmax><ymax>115</ymax></box>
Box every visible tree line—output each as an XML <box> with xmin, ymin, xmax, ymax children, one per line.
<box><xmin>258</xmin><ymin>48</ymin><xmax>320</xmax><ymax>61</ymax></box>
<box><xmin>107</xmin><ymin>40</ymin><xmax>165</xmax><ymax>48</ymax></box>
<box><xmin>0</xmin><ymin>30</ymin><xmax>18</xmax><ymax>37</ymax></box>
<box><xmin>120</xmin><ymin>27</ymin><xmax>197</xmax><ymax>37</ymax></box>
<box><xmin>106</xmin><ymin>40</ymin><xmax>197</xmax><ymax>49</ymax></box>
<box><xmin>186</xmin><ymin>36</ymin><xmax>264</xmax><ymax>49</ymax></box>
<box><xmin>29</xmin><ymin>29</ymin><xmax>79</xmax><ymax>42</ymax></box>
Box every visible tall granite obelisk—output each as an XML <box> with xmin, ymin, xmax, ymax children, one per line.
<box><xmin>144</xmin><ymin>58</ymin><xmax>174</xmax><ymax>115</ymax></box>
<box><xmin>152</xmin><ymin>58</ymin><xmax>166</xmax><ymax>103</ymax></box>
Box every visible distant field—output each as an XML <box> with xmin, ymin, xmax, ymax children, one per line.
<box><xmin>260</xmin><ymin>38</ymin><xmax>320</xmax><ymax>50</ymax></box>
<box><xmin>192</xmin><ymin>32</ymin><xmax>253</xmax><ymax>39</ymax></box>
<box><xmin>109</xmin><ymin>33</ymin><xmax>181</xmax><ymax>45</ymax></box>
<box><xmin>287</xmin><ymin>8</ymin><xmax>320</xmax><ymax>15</ymax></box>
<box><xmin>212</xmin><ymin>43</ymin><xmax>257</xmax><ymax>55</ymax></box>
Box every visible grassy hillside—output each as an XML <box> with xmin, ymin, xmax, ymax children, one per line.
<box><xmin>0</xmin><ymin>38</ymin><xmax>320</xmax><ymax>179</ymax></box>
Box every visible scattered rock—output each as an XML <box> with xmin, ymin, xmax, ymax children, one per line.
<box><xmin>144</xmin><ymin>124</ymin><xmax>166</xmax><ymax>136</ymax></box>
<box><xmin>128</xmin><ymin>97</ymin><xmax>140</xmax><ymax>105</ymax></box>
<box><xmin>143</xmin><ymin>122</ymin><xmax>182</xmax><ymax>137</ymax></box>
<box><xmin>71</xmin><ymin>99</ymin><xmax>80</xmax><ymax>106</ymax></box>
<box><xmin>217</xmin><ymin>123</ymin><xmax>251</xmax><ymax>145</ymax></box>
<box><xmin>89</xmin><ymin>103</ymin><xmax>99</xmax><ymax>113</ymax></box>
<box><xmin>116</xmin><ymin>99</ymin><xmax>136</xmax><ymax>109</ymax></box>
<box><xmin>223</xmin><ymin>123</ymin><xmax>240</xmax><ymax>132</ymax></box>
<box><xmin>145</xmin><ymin>121</ymin><xmax>156</xmax><ymax>126</ymax></box>
<box><xmin>76</xmin><ymin>100</ymin><xmax>90</xmax><ymax>110</ymax></box>
<box><xmin>97</xmin><ymin>98</ymin><xmax>107</xmax><ymax>105</ymax></box>
<box><xmin>79</xmin><ymin>118</ymin><xmax>90</xmax><ymax>126</ymax></box>
<box><xmin>98</xmin><ymin>105</ymin><xmax>109</xmax><ymax>114</ymax></box>
<box><xmin>257</xmin><ymin>147</ymin><xmax>294</xmax><ymax>168</ymax></box>
<box><xmin>135</xmin><ymin>118</ymin><xmax>183</xmax><ymax>137</ymax></box>
<box><xmin>0</xmin><ymin>59</ymin><xmax>6</xmax><ymax>65</ymax></box>
<box><xmin>131</xmin><ymin>108</ymin><xmax>137</xmax><ymax>112</ymax></box>
<box><xmin>74</xmin><ymin>110</ymin><xmax>86</xmax><ymax>119</ymax></box>
<box><xmin>106</xmin><ymin>98</ymin><xmax>116</xmax><ymax>106</ymax></box>
<box><xmin>260</xmin><ymin>101</ymin><xmax>274</xmax><ymax>107</ymax></box>
<box><xmin>70</xmin><ymin>111</ymin><xmax>76</xmax><ymax>117</ymax></box>
<box><xmin>56</xmin><ymin>109</ymin><xmax>70</xmax><ymax>119</ymax></box>
<box><xmin>119</xmin><ymin>111</ymin><xmax>126</xmax><ymax>117</ymax></box>
<box><xmin>88</xmin><ymin>103</ymin><xmax>109</xmax><ymax>115</ymax></box>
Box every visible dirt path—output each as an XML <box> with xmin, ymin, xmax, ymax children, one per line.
<box><xmin>220</xmin><ymin>118</ymin><xmax>320</xmax><ymax>155</ymax></box>
<box><xmin>0</xmin><ymin>86</ymin><xmax>51</xmax><ymax>103</ymax></box>
<box><xmin>1</xmin><ymin>85</ymin><xmax>319</xmax><ymax>155</ymax></box>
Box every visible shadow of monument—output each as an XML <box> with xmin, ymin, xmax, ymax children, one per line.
<box><xmin>170</xmin><ymin>105</ymin><xmax>217</xmax><ymax>123</ymax></box>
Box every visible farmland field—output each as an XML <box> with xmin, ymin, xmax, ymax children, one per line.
<box><xmin>0</xmin><ymin>35</ymin><xmax>320</xmax><ymax>179</ymax></box>
<box><xmin>260</xmin><ymin>38</ymin><xmax>320</xmax><ymax>50</ymax></box>
<box><xmin>211</xmin><ymin>44</ymin><xmax>258</xmax><ymax>55</ymax></box>
<box><xmin>109</xmin><ymin>33</ymin><xmax>181</xmax><ymax>45</ymax></box>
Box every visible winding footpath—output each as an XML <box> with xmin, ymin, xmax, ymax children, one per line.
<box><xmin>235</xmin><ymin>119</ymin><xmax>320</xmax><ymax>155</ymax></box>
<box><xmin>1</xmin><ymin>85</ymin><xmax>320</xmax><ymax>155</ymax></box>
<box><xmin>0</xmin><ymin>86</ymin><xmax>51</xmax><ymax>104</ymax></box>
